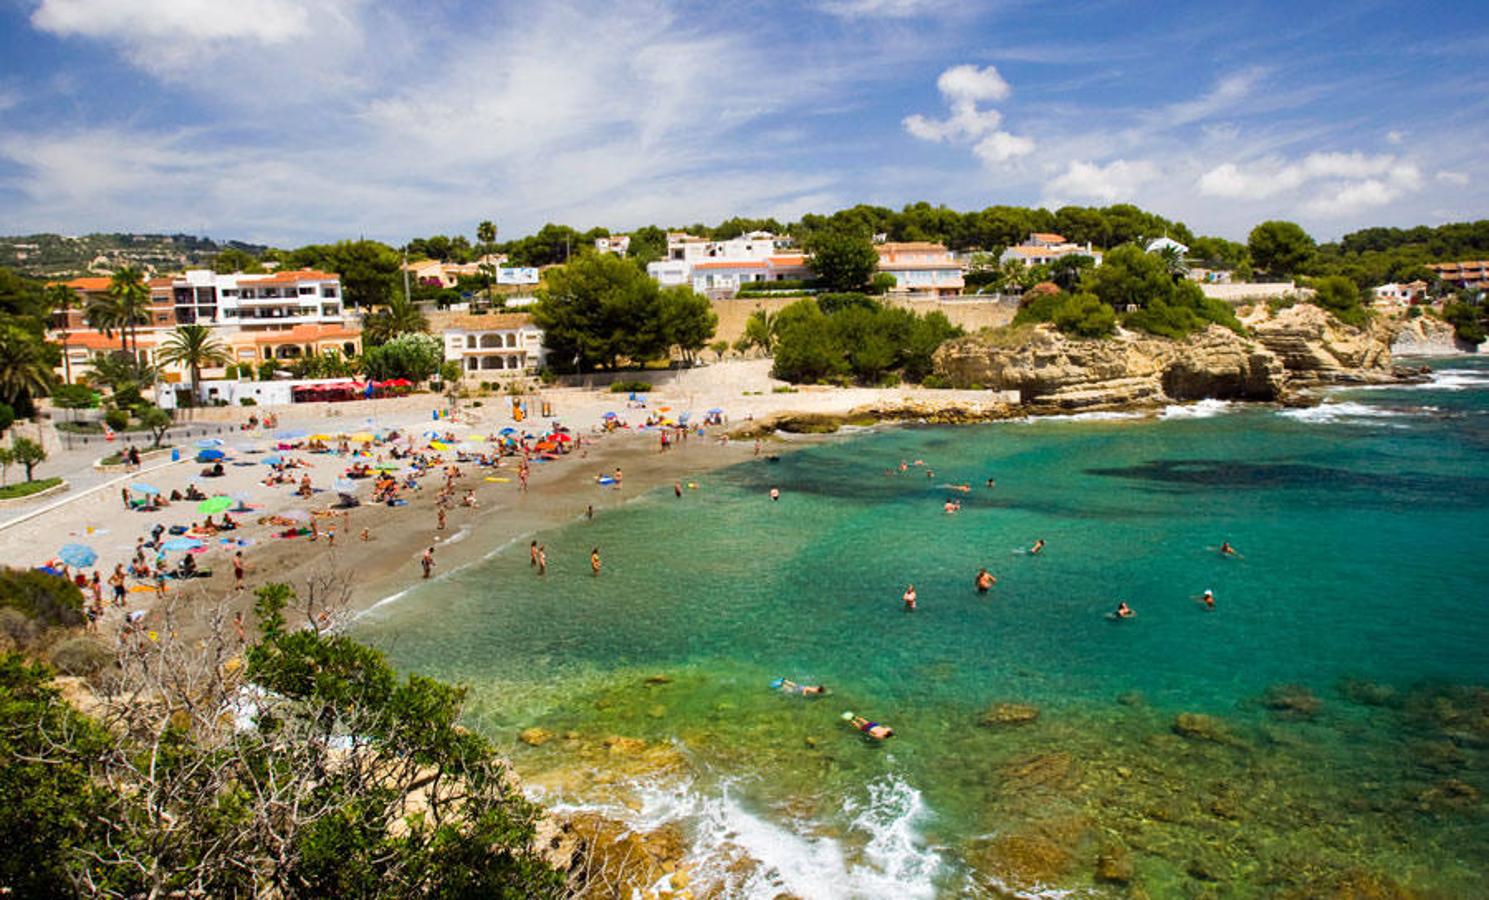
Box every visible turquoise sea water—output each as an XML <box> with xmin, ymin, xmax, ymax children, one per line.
<box><xmin>356</xmin><ymin>357</ymin><xmax>1489</xmax><ymax>897</ymax></box>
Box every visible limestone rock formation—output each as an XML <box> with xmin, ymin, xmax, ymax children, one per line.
<box><xmin>932</xmin><ymin>303</ymin><xmax>1403</xmax><ymax>410</ymax></box>
<box><xmin>1389</xmin><ymin>314</ymin><xmax>1480</xmax><ymax>356</ymax></box>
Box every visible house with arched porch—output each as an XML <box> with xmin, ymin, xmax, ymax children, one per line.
<box><xmin>434</xmin><ymin>312</ymin><xmax>546</xmax><ymax>379</ymax></box>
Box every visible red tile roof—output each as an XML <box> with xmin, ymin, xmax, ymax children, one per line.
<box><xmin>693</xmin><ymin>260</ymin><xmax>766</xmax><ymax>269</ymax></box>
<box><xmin>63</xmin><ymin>277</ymin><xmax>113</xmax><ymax>292</ymax></box>
<box><xmin>239</xmin><ymin>269</ymin><xmax>339</xmax><ymax>285</ymax></box>
<box><xmin>1030</xmin><ymin>233</ymin><xmax>1067</xmax><ymax>243</ymax></box>
<box><xmin>55</xmin><ymin>331</ymin><xmax>155</xmax><ymax>350</ymax></box>
<box><xmin>249</xmin><ymin>324</ymin><xmax>360</xmax><ymax>344</ymax></box>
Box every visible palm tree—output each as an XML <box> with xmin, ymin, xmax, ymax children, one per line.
<box><xmin>108</xmin><ymin>266</ymin><xmax>152</xmax><ymax>359</ymax></box>
<box><xmin>1156</xmin><ymin>244</ymin><xmax>1190</xmax><ymax>282</ymax></box>
<box><xmin>157</xmin><ymin>324</ymin><xmax>230</xmax><ymax>407</ymax></box>
<box><xmin>46</xmin><ymin>282</ymin><xmax>80</xmax><ymax>384</ymax></box>
<box><xmin>477</xmin><ymin>220</ymin><xmax>497</xmax><ymax>249</ymax></box>
<box><xmin>0</xmin><ymin>325</ymin><xmax>54</xmax><ymax>410</ymax></box>
<box><xmin>86</xmin><ymin>352</ymin><xmax>159</xmax><ymax>396</ymax></box>
<box><xmin>361</xmin><ymin>294</ymin><xmax>429</xmax><ymax>346</ymax></box>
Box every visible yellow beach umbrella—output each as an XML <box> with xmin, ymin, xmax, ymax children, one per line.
<box><xmin>430</xmin><ymin>440</ymin><xmax>451</xmax><ymax>451</ymax></box>
<box><xmin>349</xmin><ymin>432</ymin><xmax>376</xmax><ymax>442</ymax></box>
<box><xmin>309</xmin><ymin>433</ymin><xmax>334</xmax><ymax>441</ymax></box>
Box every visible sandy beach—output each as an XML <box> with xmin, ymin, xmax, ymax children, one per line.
<box><xmin>2</xmin><ymin>360</ymin><xmax>1003</xmax><ymax>640</ymax></box>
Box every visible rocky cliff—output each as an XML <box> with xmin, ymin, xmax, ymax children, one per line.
<box><xmin>933</xmin><ymin>304</ymin><xmax>1406</xmax><ymax>412</ymax></box>
<box><xmin>1388</xmin><ymin>315</ymin><xmax>1481</xmax><ymax>357</ymax></box>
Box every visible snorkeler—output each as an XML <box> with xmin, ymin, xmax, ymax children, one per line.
<box><xmin>1201</xmin><ymin>589</ymin><xmax>1215</xmax><ymax>609</ymax></box>
<box><xmin>1030</xmin><ymin>539</ymin><xmax>1045</xmax><ymax>555</ymax></box>
<box><xmin>843</xmin><ymin>712</ymin><xmax>895</xmax><ymax>740</ymax></box>
<box><xmin>773</xmin><ymin>678</ymin><xmax>828</xmax><ymax>696</ymax></box>
<box><xmin>1114</xmin><ymin>601</ymin><xmax>1135</xmax><ymax>619</ymax></box>
<box><xmin>1219</xmin><ymin>541</ymin><xmax>1240</xmax><ymax>557</ymax></box>
<box><xmin>975</xmin><ymin>568</ymin><xmax>996</xmax><ymax>593</ymax></box>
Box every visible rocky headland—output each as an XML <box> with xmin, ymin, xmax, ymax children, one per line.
<box><xmin>931</xmin><ymin>304</ymin><xmax>1427</xmax><ymax>413</ymax></box>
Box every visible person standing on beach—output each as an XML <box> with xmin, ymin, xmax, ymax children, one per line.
<box><xmin>437</xmin><ymin>507</ymin><xmax>446</xmax><ymax>531</ymax></box>
<box><xmin>537</xmin><ymin>545</ymin><xmax>547</xmax><ymax>575</ymax></box>
<box><xmin>122</xmin><ymin>487</ymin><xmax>131</xmax><ymax>510</ymax></box>
<box><xmin>233</xmin><ymin>551</ymin><xmax>246</xmax><ymax>588</ymax></box>
<box><xmin>109</xmin><ymin>565</ymin><xmax>126</xmax><ymax>607</ymax></box>
<box><xmin>590</xmin><ymin>547</ymin><xmax>601</xmax><ymax>576</ymax></box>
<box><xmin>421</xmin><ymin>546</ymin><xmax>436</xmax><ymax>579</ymax></box>
<box><xmin>586</xmin><ymin>504</ymin><xmax>594</xmax><ymax>520</ymax></box>
<box><xmin>674</xmin><ymin>482</ymin><xmax>682</xmax><ymax>498</ymax></box>
<box><xmin>90</xmin><ymin>571</ymin><xmax>102</xmax><ymax>608</ymax></box>
<box><xmin>530</xmin><ymin>540</ymin><xmax>539</xmax><ymax>567</ymax></box>
<box><xmin>233</xmin><ymin>611</ymin><xmax>247</xmax><ymax>644</ymax></box>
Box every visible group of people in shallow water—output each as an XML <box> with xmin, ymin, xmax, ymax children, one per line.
<box><xmin>770</xmin><ymin>677</ymin><xmax>896</xmax><ymax>741</ymax></box>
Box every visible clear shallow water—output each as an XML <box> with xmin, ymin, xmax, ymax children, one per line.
<box><xmin>356</xmin><ymin>358</ymin><xmax>1489</xmax><ymax>897</ymax></box>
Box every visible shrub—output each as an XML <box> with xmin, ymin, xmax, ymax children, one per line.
<box><xmin>47</xmin><ymin>635</ymin><xmax>114</xmax><ymax>676</ymax></box>
<box><xmin>0</xmin><ymin>567</ymin><xmax>86</xmax><ymax>628</ymax></box>
<box><xmin>0</xmin><ymin>402</ymin><xmax>12</xmax><ymax>435</ymax></box>
<box><xmin>104</xmin><ymin>408</ymin><xmax>129</xmax><ymax>431</ymax></box>
<box><xmin>50</xmin><ymin>384</ymin><xmax>97</xmax><ymax>411</ymax></box>
<box><xmin>878</xmin><ymin>372</ymin><xmax>901</xmax><ymax>387</ymax></box>
<box><xmin>1310</xmin><ymin>274</ymin><xmax>1371</xmax><ymax>328</ymax></box>
<box><xmin>922</xmin><ymin>374</ymin><xmax>953</xmax><ymax>389</ymax></box>
<box><xmin>1050</xmin><ymin>293</ymin><xmax>1117</xmax><ymax>338</ymax></box>
<box><xmin>608</xmin><ymin>380</ymin><xmax>652</xmax><ymax>393</ymax></box>
<box><xmin>0</xmin><ymin>607</ymin><xmax>39</xmax><ymax>648</ymax></box>
<box><xmin>239</xmin><ymin>397</ymin><xmax>257</xmax><ymax>406</ymax></box>
<box><xmin>1443</xmin><ymin>302</ymin><xmax>1487</xmax><ymax>344</ymax></box>
<box><xmin>538</xmin><ymin>367</ymin><xmax>558</xmax><ymax>385</ymax></box>
<box><xmin>222</xmin><ymin>364</ymin><xmax>238</xmax><ymax>380</ymax></box>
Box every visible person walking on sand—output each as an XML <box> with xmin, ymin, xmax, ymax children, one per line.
<box><xmin>233</xmin><ymin>551</ymin><xmax>246</xmax><ymax>588</ymax></box>
<box><xmin>537</xmin><ymin>545</ymin><xmax>547</xmax><ymax>576</ymax></box>
<box><xmin>586</xmin><ymin>504</ymin><xmax>594</xmax><ymax>520</ymax></box>
<box><xmin>421</xmin><ymin>546</ymin><xmax>436</xmax><ymax>579</ymax></box>
<box><xmin>903</xmin><ymin>584</ymin><xmax>917</xmax><ymax>612</ymax></box>
<box><xmin>591</xmin><ymin>547</ymin><xmax>601</xmax><ymax>576</ymax></box>
<box><xmin>437</xmin><ymin>507</ymin><xmax>446</xmax><ymax>531</ymax></box>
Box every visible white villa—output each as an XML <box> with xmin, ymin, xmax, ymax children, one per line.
<box><xmin>1371</xmin><ymin>280</ymin><xmax>1429</xmax><ymax>309</ymax></box>
<box><xmin>1000</xmin><ymin>233</ymin><xmax>1103</xmax><ymax>268</ymax></box>
<box><xmin>594</xmin><ymin>234</ymin><xmax>631</xmax><ymax>255</ymax></box>
<box><xmin>435</xmin><ymin>312</ymin><xmax>547</xmax><ymax>378</ymax></box>
<box><xmin>647</xmin><ymin>231</ymin><xmax>808</xmax><ymax>297</ymax></box>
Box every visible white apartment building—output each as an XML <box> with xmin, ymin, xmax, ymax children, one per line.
<box><xmin>435</xmin><ymin>313</ymin><xmax>548</xmax><ymax>378</ymax></box>
<box><xmin>646</xmin><ymin>231</ymin><xmax>808</xmax><ymax>297</ymax></box>
<box><xmin>1000</xmin><ymin>233</ymin><xmax>1104</xmax><ymax>268</ymax></box>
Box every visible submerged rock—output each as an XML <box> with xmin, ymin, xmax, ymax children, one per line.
<box><xmin>1337</xmin><ymin>678</ymin><xmax>1399</xmax><ymax>707</ymax></box>
<box><xmin>519</xmin><ymin>727</ymin><xmax>554</xmax><ymax>746</ymax></box>
<box><xmin>603</xmin><ymin>735</ymin><xmax>648</xmax><ymax>755</ymax></box>
<box><xmin>1173</xmin><ymin>712</ymin><xmax>1241</xmax><ymax>746</ymax></box>
<box><xmin>1095</xmin><ymin>846</ymin><xmax>1135</xmax><ymax>885</ymax></box>
<box><xmin>644</xmin><ymin>674</ymin><xmax>674</xmax><ymax>685</ymax></box>
<box><xmin>980</xmin><ymin>702</ymin><xmax>1041</xmax><ymax>726</ymax></box>
<box><xmin>1416</xmin><ymin>778</ymin><xmax>1481</xmax><ymax>811</ymax></box>
<box><xmin>1260</xmin><ymin>684</ymin><xmax>1322</xmax><ymax>720</ymax></box>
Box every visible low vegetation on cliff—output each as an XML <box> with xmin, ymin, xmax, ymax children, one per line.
<box><xmin>760</xmin><ymin>294</ymin><xmax>963</xmax><ymax>385</ymax></box>
<box><xmin>0</xmin><ymin>579</ymin><xmax>563</xmax><ymax>898</ymax></box>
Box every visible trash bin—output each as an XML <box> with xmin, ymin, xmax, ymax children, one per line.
<box><xmin>171</xmin><ymin>448</ymin><xmax>180</xmax><ymax>462</ymax></box>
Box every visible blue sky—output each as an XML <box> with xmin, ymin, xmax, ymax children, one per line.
<box><xmin>0</xmin><ymin>0</ymin><xmax>1484</xmax><ymax>247</ymax></box>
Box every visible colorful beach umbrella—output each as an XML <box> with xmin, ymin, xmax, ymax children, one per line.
<box><xmin>129</xmin><ymin>482</ymin><xmax>161</xmax><ymax>495</ymax></box>
<box><xmin>429</xmin><ymin>440</ymin><xmax>451</xmax><ymax>451</ymax></box>
<box><xmin>162</xmin><ymin>538</ymin><xmax>202</xmax><ymax>551</ymax></box>
<box><xmin>602</xmin><ymin>412</ymin><xmax>618</xmax><ymax>420</ymax></box>
<box><xmin>197</xmin><ymin>496</ymin><xmax>233</xmax><ymax>514</ymax></box>
<box><xmin>58</xmin><ymin>543</ymin><xmax>97</xmax><ymax>567</ymax></box>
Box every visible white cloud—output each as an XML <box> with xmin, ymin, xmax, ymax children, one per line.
<box><xmin>1436</xmin><ymin>170</ymin><xmax>1469</xmax><ymax>186</ymax></box>
<box><xmin>32</xmin><ymin>0</ymin><xmax>315</xmax><ymax>44</ymax></box>
<box><xmin>1155</xmin><ymin>67</ymin><xmax>1264</xmax><ymax>127</ymax></box>
<box><xmin>1197</xmin><ymin>152</ymin><xmax>1422</xmax><ymax>216</ymax></box>
<box><xmin>1386</xmin><ymin>130</ymin><xmax>1405</xmax><ymax>144</ymax></box>
<box><xmin>817</xmin><ymin>0</ymin><xmax>946</xmax><ymax>18</ymax></box>
<box><xmin>1045</xmin><ymin>159</ymin><xmax>1159</xmax><ymax>203</ymax></box>
<box><xmin>937</xmin><ymin>63</ymin><xmax>1010</xmax><ymax>104</ymax></box>
<box><xmin>974</xmin><ymin>130</ymin><xmax>1035</xmax><ymax>164</ymax></box>
<box><xmin>903</xmin><ymin>63</ymin><xmax>1033</xmax><ymax>167</ymax></box>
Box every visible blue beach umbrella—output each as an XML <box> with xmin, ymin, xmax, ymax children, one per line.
<box><xmin>59</xmin><ymin>543</ymin><xmax>98</xmax><ymax>568</ymax></box>
<box><xmin>197</xmin><ymin>449</ymin><xmax>225</xmax><ymax>461</ymax></box>
<box><xmin>276</xmin><ymin>429</ymin><xmax>307</xmax><ymax>440</ymax></box>
<box><xmin>262</xmin><ymin>455</ymin><xmax>283</xmax><ymax>466</ymax></box>
<box><xmin>163</xmin><ymin>537</ymin><xmax>203</xmax><ymax>552</ymax></box>
<box><xmin>602</xmin><ymin>412</ymin><xmax>618</xmax><ymax>420</ymax></box>
<box><xmin>129</xmin><ymin>482</ymin><xmax>161</xmax><ymax>495</ymax></box>
<box><xmin>499</xmin><ymin>427</ymin><xmax>517</xmax><ymax>435</ymax></box>
<box><xmin>195</xmin><ymin>437</ymin><xmax>224</xmax><ymax>448</ymax></box>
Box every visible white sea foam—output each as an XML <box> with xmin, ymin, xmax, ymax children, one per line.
<box><xmin>1046</xmin><ymin>410</ymin><xmax>1148</xmax><ymax>422</ymax></box>
<box><xmin>1160</xmin><ymin>399</ymin><xmax>1234</xmax><ymax>419</ymax></box>
<box><xmin>542</xmin><ymin>770</ymin><xmax>942</xmax><ymax>899</ymax></box>
<box><xmin>1278</xmin><ymin>401</ymin><xmax>1407</xmax><ymax>424</ymax></box>
<box><xmin>1424</xmin><ymin>369</ymin><xmax>1489</xmax><ymax>391</ymax></box>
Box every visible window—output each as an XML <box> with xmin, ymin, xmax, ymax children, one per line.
<box><xmin>322</xmin><ymin>286</ymin><xmax>338</xmax><ymax>298</ymax></box>
<box><xmin>299</xmin><ymin>286</ymin><xmax>315</xmax><ymax>295</ymax></box>
<box><xmin>466</xmin><ymin>335</ymin><xmax>477</xmax><ymax>349</ymax></box>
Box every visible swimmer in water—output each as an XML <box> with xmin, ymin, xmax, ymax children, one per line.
<box><xmin>1114</xmin><ymin>601</ymin><xmax>1135</xmax><ymax>619</ymax></box>
<box><xmin>776</xmin><ymin>679</ymin><xmax>828</xmax><ymax>696</ymax></box>
<box><xmin>843</xmin><ymin>712</ymin><xmax>895</xmax><ymax>740</ymax></box>
<box><xmin>902</xmin><ymin>584</ymin><xmax>918</xmax><ymax>612</ymax></box>
<box><xmin>770</xmin><ymin>486</ymin><xmax>781</xmax><ymax>501</ymax></box>
<box><xmin>1219</xmin><ymin>541</ymin><xmax>1240</xmax><ymax>557</ymax></box>
<box><xmin>1030</xmin><ymin>539</ymin><xmax>1045</xmax><ymax>555</ymax></box>
<box><xmin>1200</xmin><ymin>589</ymin><xmax>1215</xmax><ymax>609</ymax></box>
<box><xmin>975</xmin><ymin>568</ymin><xmax>996</xmax><ymax>593</ymax></box>
<box><xmin>944</xmin><ymin>499</ymin><xmax>961</xmax><ymax>513</ymax></box>
<box><xmin>986</xmin><ymin>477</ymin><xmax>996</xmax><ymax>488</ymax></box>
